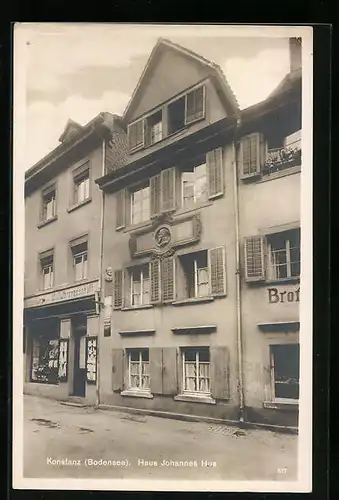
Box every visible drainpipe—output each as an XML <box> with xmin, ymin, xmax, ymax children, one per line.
<box><xmin>96</xmin><ymin>138</ymin><xmax>106</xmax><ymax>407</ymax></box>
<box><xmin>232</xmin><ymin>116</ymin><xmax>245</xmax><ymax>423</ymax></box>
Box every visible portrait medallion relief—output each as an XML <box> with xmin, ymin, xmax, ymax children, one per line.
<box><xmin>154</xmin><ymin>226</ymin><xmax>171</xmax><ymax>249</ymax></box>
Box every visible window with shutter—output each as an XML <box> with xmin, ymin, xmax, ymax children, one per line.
<box><xmin>240</xmin><ymin>133</ymin><xmax>261</xmax><ymax>179</ymax></box>
<box><xmin>244</xmin><ymin>235</ymin><xmax>265</xmax><ymax>281</ymax></box>
<box><xmin>116</xmin><ymin>189</ymin><xmax>126</xmax><ymax>229</ymax></box>
<box><xmin>185</xmin><ymin>85</ymin><xmax>205</xmax><ymax>125</ymax></box>
<box><xmin>210</xmin><ymin>346</ymin><xmax>230</xmax><ymax>400</ymax></box>
<box><xmin>128</xmin><ymin>119</ymin><xmax>145</xmax><ymax>151</ymax></box>
<box><xmin>207</xmin><ymin>148</ymin><xmax>224</xmax><ymax>199</ymax></box>
<box><xmin>150</xmin><ymin>259</ymin><xmax>160</xmax><ymax>303</ymax></box>
<box><xmin>113</xmin><ymin>269</ymin><xmax>123</xmax><ymax>308</ymax></box>
<box><xmin>208</xmin><ymin>247</ymin><xmax>226</xmax><ymax>296</ymax></box>
<box><xmin>160</xmin><ymin>167</ymin><xmax>176</xmax><ymax>212</ymax></box>
<box><xmin>150</xmin><ymin>174</ymin><xmax>161</xmax><ymax>217</ymax></box>
<box><xmin>161</xmin><ymin>257</ymin><xmax>175</xmax><ymax>302</ymax></box>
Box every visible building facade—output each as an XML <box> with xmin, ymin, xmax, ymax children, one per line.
<box><xmin>23</xmin><ymin>112</ymin><xmax>126</xmax><ymax>404</ymax></box>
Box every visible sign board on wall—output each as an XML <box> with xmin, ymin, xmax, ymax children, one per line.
<box><xmin>24</xmin><ymin>280</ymin><xmax>100</xmax><ymax>309</ymax></box>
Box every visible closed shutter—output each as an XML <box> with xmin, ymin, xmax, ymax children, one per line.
<box><xmin>150</xmin><ymin>259</ymin><xmax>161</xmax><ymax>303</ymax></box>
<box><xmin>240</xmin><ymin>133</ymin><xmax>261</xmax><ymax>179</ymax></box>
<box><xmin>162</xmin><ymin>347</ymin><xmax>177</xmax><ymax>395</ymax></box>
<box><xmin>115</xmin><ymin>189</ymin><xmax>126</xmax><ymax>229</ymax></box>
<box><xmin>208</xmin><ymin>247</ymin><xmax>226</xmax><ymax>296</ymax></box>
<box><xmin>160</xmin><ymin>167</ymin><xmax>176</xmax><ymax>212</ymax></box>
<box><xmin>210</xmin><ymin>346</ymin><xmax>230</xmax><ymax>400</ymax></box>
<box><xmin>244</xmin><ymin>235</ymin><xmax>265</xmax><ymax>281</ymax></box>
<box><xmin>207</xmin><ymin>147</ymin><xmax>224</xmax><ymax>199</ymax></box>
<box><xmin>185</xmin><ymin>85</ymin><xmax>205</xmax><ymax>124</ymax></box>
<box><xmin>161</xmin><ymin>256</ymin><xmax>175</xmax><ymax>302</ymax></box>
<box><xmin>113</xmin><ymin>269</ymin><xmax>123</xmax><ymax>309</ymax></box>
<box><xmin>150</xmin><ymin>174</ymin><xmax>161</xmax><ymax>217</ymax></box>
<box><xmin>149</xmin><ymin>347</ymin><xmax>163</xmax><ymax>394</ymax></box>
<box><xmin>128</xmin><ymin>119</ymin><xmax>144</xmax><ymax>151</ymax></box>
<box><xmin>112</xmin><ymin>349</ymin><xmax>124</xmax><ymax>392</ymax></box>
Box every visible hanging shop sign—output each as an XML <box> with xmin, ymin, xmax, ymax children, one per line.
<box><xmin>24</xmin><ymin>280</ymin><xmax>100</xmax><ymax>309</ymax></box>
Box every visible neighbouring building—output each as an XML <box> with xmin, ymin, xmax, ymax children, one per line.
<box><xmin>23</xmin><ymin>112</ymin><xmax>126</xmax><ymax>404</ymax></box>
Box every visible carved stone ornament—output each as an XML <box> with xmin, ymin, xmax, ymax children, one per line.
<box><xmin>154</xmin><ymin>226</ymin><xmax>171</xmax><ymax>249</ymax></box>
<box><xmin>104</xmin><ymin>266</ymin><xmax>113</xmax><ymax>282</ymax></box>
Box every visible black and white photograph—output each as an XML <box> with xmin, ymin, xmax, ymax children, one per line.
<box><xmin>12</xmin><ymin>23</ymin><xmax>313</xmax><ymax>492</ymax></box>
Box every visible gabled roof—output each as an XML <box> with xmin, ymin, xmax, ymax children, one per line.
<box><xmin>58</xmin><ymin>119</ymin><xmax>84</xmax><ymax>143</ymax></box>
<box><xmin>122</xmin><ymin>37</ymin><xmax>239</xmax><ymax>122</ymax></box>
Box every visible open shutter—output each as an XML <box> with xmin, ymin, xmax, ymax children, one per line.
<box><xmin>115</xmin><ymin>189</ymin><xmax>126</xmax><ymax>229</ymax></box>
<box><xmin>240</xmin><ymin>133</ymin><xmax>261</xmax><ymax>179</ymax></box>
<box><xmin>128</xmin><ymin>119</ymin><xmax>144</xmax><ymax>151</ymax></box>
<box><xmin>150</xmin><ymin>259</ymin><xmax>161</xmax><ymax>303</ymax></box>
<box><xmin>162</xmin><ymin>347</ymin><xmax>178</xmax><ymax>395</ymax></box>
<box><xmin>160</xmin><ymin>167</ymin><xmax>176</xmax><ymax>212</ymax></box>
<box><xmin>150</xmin><ymin>174</ymin><xmax>161</xmax><ymax>217</ymax></box>
<box><xmin>210</xmin><ymin>346</ymin><xmax>230</xmax><ymax>400</ymax></box>
<box><xmin>113</xmin><ymin>269</ymin><xmax>123</xmax><ymax>309</ymax></box>
<box><xmin>244</xmin><ymin>235</ymin><xmax>265</xmax><ymax>281</ymax></box>
<box><xmin>112</xmin><ymin>348</ymin><xmax>124</xmax><ymax>392</ymax></box>
<box><xmin>207</xmin><ymin>147</ymin><xmax>224</xmax><ymax>199</ymax></box>
<box><xmin>185</xmin><ymin>85</ymin><xmax>205</xmax><ymax>124</ymax></box>
<box><xmin>161</xmin><ymin>256</ymin><xmax>175</xmax><ymax>302</ymax></box>
<box><xmin>149</xmin><ymin>347</ymin><xmax>163</xmax><ymax>394</ymax></box>
<box><xmin>208</xmin><ymin>246</ymin><xmax>226</xmax><ymax>296</ymax></box>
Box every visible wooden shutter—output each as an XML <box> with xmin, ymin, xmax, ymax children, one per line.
<box><xmin>160</xmin><ymin>167</ymin><xmax>176</xmax><ymax>212</ymax></box>
<box><xmin>208</xmin><ymin>246</ymin><xmax>226</xmax><ymax>296</ymax></box>
<box><xmin>149</xmin><ymin>347</ymin><xmax>163</xmax><ymax>394</ymax></box>
<box><xmin>150</xmin><ymin>174</ymin><xmax>161</xmax><ymax>217</ymax></box>
<box><xmin>244</xmin><ymin>235</ymin><xmax>265</xmax><ymax>281</ymax></box>
<box><xmin>162</xmin><ymin>347</ymin><xmax>177</xmax><ymax>395</ymax></box>
<box><xmin>115</xmin><ymin>189</ymin><xmax>126</xmax><ymax>229</ymax></box>
<box><xmin>207</xmin><ymin>147</ymin><xmax>224</xmax><ymax>199</ymax></box>
<box><xmin>161</xmin><ymin>256</ymin><xmax>175</xmax><ymax>302</ymax></box>
<box><xmin>150</xmin><ymin>259</ymin><xmax>161</xmax><ymax>303</ymax></box>
<box><xmin>113</xmin><ymin>269</ymin><xmax>123</xmax><ymax>308</ymax></box>
<box><xmin>112</xmin><ymin>348</ymin><xmax>124</xmax><ymax>392</ymax></box>
<box><xmin>240</xmin><ymin>133</ymin><xmax>261</xmax><ymax>179</ymax></box>
<box><xmin>185</xmin><ymin>85</ymin><xmax>205</xmax><ymax>124</ymax></box>
<box><xmin>210</xmin><ymin>346</ymin><xmax>230</xmax><ymax>400</ymax></box>
<box><xmin>128</xmin><ymin>119</ymin><xmax>144</xmax><ymax>151</ymax></box>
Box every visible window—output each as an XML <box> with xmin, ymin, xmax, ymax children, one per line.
<box><xmin>182</xmin><ymin>162</ymin><xmax>208</xmax><ymax>208</ymax></box>
<box><xmin>41</xmin><ymin>186</ymin><xmax>56</xmax><ymax>221</ymax></box>
<box><xmin>128</xmin><ymin>119</ymin><xmax>144</xmax><ymax>151</ymax></box>
<box><xmin>72</xmin><ymin>242</ymin><xmax>88</xmax><ymax>281</ymax></box>
<box><xmin>182</xmin><ymin>347</ymin><xmax>210</xmax><ymax>394</ymax></box>
<box><xmin>168</xmin><ymin>96</ymin><xmax>186</xmax><ymax>135</ymax></box>
<box><xmin>127</xmin><ymin>349</ymin><xmax>150</xmax><ymax>391</ymax></box>
<box><xmin>179</xmin><ymin>251</ymin><xmax>209</xmax><ymax>299</ymax></box>
<box><xmin>267</xmin><ymin>229</ymin><xmax>300</xmax><ymax>280</ymax></box>
<box><xmin>131</xmin><ymin>184</ymin><xmax>150</xmax><ymax>224</ymax></box>
<box><xmin>73</xmin><ymin>166</ymin><xmax>90</xmax><ymax>204</ymax></box>
<box><xmin>145</xmin><ymin>110</ymin><xmax>163</xmax><ymax>145</ymax></box>
<box><xmin>270</xmin><ymin>344</ymin><xmax>300</xmax><ymax>401</ymax></box>
<box><xmin>168</xmin><ymin>85</ymin><xmax>205</xmax><ymax>135</ymax></box>
<box><xmin>130</xmin><ymin>264</ymin><xmax>150</xmax><ymax>306</ymax></box>
<box><xmin>40</xmin><ymin>254</ymin><xmax>54</xmax><ymax>290</ymax></box>
<box><xmin>31</xmin><ymin>337</ymin><xmax>59</xmax><ymax>384</ymax></box>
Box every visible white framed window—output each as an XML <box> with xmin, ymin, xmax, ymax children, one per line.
<box><xmin>127</xmin><ymin>349</ymin><xmax>150</xmax><ymax>390</ymax></box>
<box><xmin>146</xmin><ymin>110</ymin><xmax>163</xmax><ymax>145</ymax></box>
<box><xmin>270</xmin><ymin>344</ymin><xmax>300</xmax><ymax>402</ymax></box>
<box><xmin>182</xmin><ymin>162</ymin><xmax>208</xmax><ymax>208</ymax></box>
<box><xmin>73</xmin><ymin>168</ymin><xmax>90</xmax><ymax>204</ymax></box>
<box><xmin>41</xmin><ymin>255</ymin><xmax>54</xmax><ymax>290</ymax></box>
<box><xmin>179</xmin><ymin>251</ymin><xmax>209</xmax><ymax>299</ymax></box>
<box><xmin>41</xmin><ymin>186</ymin><xmax>56</xmax><ymax>222</ymax></box>
<box><xmin>130</xmin><ymin>264</ymin><xmax>150</xmax><ymax>306</ymax></box>
<box><xmin>267</xmin><ymin>229</ymin><xmax>300</xmax><ymax>280</ymax></box>
<box><xmin>130</xmin><ymin>184</ymin><xmax>150</xmax><ymax>225</ymax></box>
<box><xmin>72</xmin><ymin>242</ymin><xmax>88</xmax><ymax>281</ymax></box>
<box><xmin>182</xmin><ymin>347</ymin><xmax>210</xmax><ymax>394</ymax></box>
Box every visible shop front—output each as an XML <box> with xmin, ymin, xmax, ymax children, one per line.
<box><xmin>23</xmin><ymin>280</ymin><xmax>100</xmax><ymax>404</ymax></box>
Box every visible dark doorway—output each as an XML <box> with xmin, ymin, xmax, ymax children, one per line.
<box><xmin>72</xmin><ymin>315</ymin><xmax>87</xmax><ymax>397</ymax></box>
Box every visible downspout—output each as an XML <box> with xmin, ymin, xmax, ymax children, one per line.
<box><xmin>96</xmin><ymin>138</ymin><xmax>106</xmax><ymax>407</ymax></box>
<box><xmin>232</xmin><ymin>116</ymin><xmax>245</xmax><ymax>423</ymax></box>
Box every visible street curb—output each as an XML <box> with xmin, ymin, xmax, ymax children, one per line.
<box><xmin>96</xmin><ymin>403</ymin><xmax>298</xmax><ymax>435</ymax></box>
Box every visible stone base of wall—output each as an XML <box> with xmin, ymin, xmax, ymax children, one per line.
<box><xmin>245</xmin><ymin>406</ymin><xmax>299</xmax><ymax>428</ymax></box>
<box><xmin>24</xmin><ymin>382</ymin><xmax>97</xmax><ymax>405</ymax></box>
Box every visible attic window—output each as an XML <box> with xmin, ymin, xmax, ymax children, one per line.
<box><xmin>168</xmin><ymin>96</ymin><xmax>186</xmax><ymax>134</ymax></box>
<box><xmin>168</xmin><ymin>84</ymin><xmax>205</xmax><ymax>135</ymax></box>
<box><xmin>145</xmin><ymin>110</ymin><xmax>163</xmax><ymax>146</ymax></box>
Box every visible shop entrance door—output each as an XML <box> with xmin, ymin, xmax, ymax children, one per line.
<box><xmin>72</xmin><ymin>315</ymin><xmax>86</xmax><ymax>397</ymax></box>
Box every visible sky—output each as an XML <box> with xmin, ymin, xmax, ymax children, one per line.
<box><xmin>17</xmin><ymin>24</ymin><xmax>294</xmax><ymax>169</ymax></box>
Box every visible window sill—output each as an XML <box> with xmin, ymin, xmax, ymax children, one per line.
<box><xmin>37</xmin><ymin>215</ymin><xmax>58</xmax><ymax>228</ymax></box>
<box><xmin>174</xmin><ymin>394</ymin><xmax>216</xmax><ymax>405</ymax></box>
<box><xmin>263</xmin><ymin>400</ymin><xmax>299</xmax><ymax>410</ymax></box>
<box><xmin>121</xmin><ymin>304</ymin><xmax>153</xmax><ymax>311</ymax></box>
<box><xmin>265</xmin><ymin>277</ymin><xmax>300</xmax><ymax>285</ymax></box>
<box><xmin>174</xmin><ymin>201</ymin><xmax>213</xmax><ymax>218</ymax></box>
<box><xmin>67</xmin><ymin>197</ymin><xmax>92</xmax><ymax>213</ymax></box>
<box><xmin>119</xmin><ymin>329</ymin><xmax>155</xmax><ymax>337</ymax></box>
<box><xmin>259</xmin><ymin>165</ymin><xmax>301</xmax><ymax>183</ymax></box>
<box><xmin>123</xmin><ymin>220</ymin><xmax>153</xmax><ymax>233</ymax></box>
<box><xmin>172</xmin><ymin>297</ymin><xmax>215</xmax><ymax>306</ymax></box>
<box><xmin>121</xmin><ymin>389</ymin><xmax>153</xmax><ymax>399</ymax></box>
